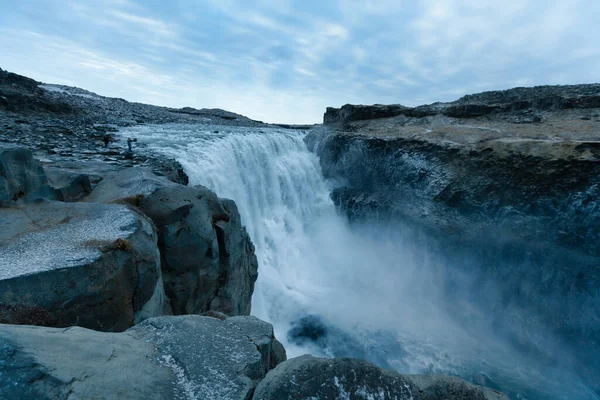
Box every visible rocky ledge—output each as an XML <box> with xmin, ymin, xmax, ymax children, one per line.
<box><xmin>309</xmin><ymin>84</ymin><xmax>600</xmax><ymax>394</ymax></box>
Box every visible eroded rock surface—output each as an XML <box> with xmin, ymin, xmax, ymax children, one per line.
<box><xmin>0</xmin><ymin>315</ymin><xmax>284</xmax><ymax>400</ymax></box>
<box><xmin>0</xmin><ymin>145</ymin><xmax>55</xmax><ymax>202</ymax></box>
<box><xmin>142</xmin><ymin>185</ymin><xmax>259</xmax><ymax>316</ymax></box>
<box><xmin>253</xmin><ymin>355</ymin><xmax>508</xmax><ymax>400</ymax></box>
<box><xmin>0</xmin><ymin>201</ymin><xmax>169</xmax><ymax>330</ymax></box>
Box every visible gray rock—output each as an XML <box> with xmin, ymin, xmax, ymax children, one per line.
<box><xmin>141</xmin><ymin>185</ymin><xmax>258</xmax><ymax>316</ymax></box>
<box><xmin>0</xmin><ymin>201</ymin><xmax>170</xmax><ymax>331</ymax></box>
<box><xmin>227</xmin><ymin>316</ymin><xmax>287</xmax><ymax>372</ymax></box>
<box><xmin>0</xmin><ymin>146</ymin><xmax>55</xmax><ymax>202</ymax></box>
<box><xmin>44</xmin><ymin>167</ymin><xmax>92</xmax><ymax>201</ymax></box>
<box><xmin>253</xmin><ymin>355</ymin><xmax>508</xmax><ymax>400</ymax></box>
<box><xmin>0</xmin><ymin>315</ymin><xmax>282</xmax><ymax>400</ymax></box>
<box><xmin>83</xmin><ymin>166</ymin><xmax>176</xmax><ymax>204</ymax></box>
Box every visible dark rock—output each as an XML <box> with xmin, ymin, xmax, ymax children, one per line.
<box><xmin>287</xmin><ymin>314</ymin><xmax>328</xmax><ymax>345</ymax></box>
<box><xmin>0</xmin><ymin>201</ymin><xmax>170</xmax><ymax>331</ymax></box>
<box><xmin>83</xmin><ymin>167</ymin><xmax>176</xmax><ymax>204</ymax></box>
<box><xmin>324</xmin><ymin>104</ymin><xmax>411</xmax><ymax>124</ymax></box>
<box><xmin>253</xmin><ymin>355</ymin><xmax>508</xmax><ymax>400</ymax></box>
<box><xmin>141</xmin><ymin>185</ymin><xmax>259</xmax><ymax>316</ymax></box>
<box><xmin>44</xmin><ymin>167</ymin><xmax>92</xmax><ymax>201</ymax></box>
<box><xmin>0</xmin><ymin>146</ymin><xmax>55</xmax><ymax>203</ymax></box>
<box><xmin>0</xmin><ymin>315</ymin><xmax>283</xmax><ymax>400</ymax></box>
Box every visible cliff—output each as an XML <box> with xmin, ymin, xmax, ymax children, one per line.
<box><xmin>310</xmin><ymin>85</ymin><xmax>600</xmax><ymax>394</ymax></box>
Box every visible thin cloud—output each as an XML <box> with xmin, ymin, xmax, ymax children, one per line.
<box><xmin>0</xmin><ymin>0</ymin><xmax>599</xmax><ymax>123</ymax></box>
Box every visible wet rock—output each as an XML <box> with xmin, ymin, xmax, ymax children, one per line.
<box><xmin>141</xmin><ymin>185</ymin><xmax>259</xmax><ymax>316</ymax></box>
<box><xmin>0</xmin><ymin>201</ymin><xmax>170</xmax><ymax>331</ymax></box>
<box><xmin>253</xmin><ymin>355</ymin><xmax>508</xmax><ymax>400</ymax></box>
<box><xmin>0</xmin><ymin>315</ymin><xmax>282</xmax><ymax>400</ymax></box>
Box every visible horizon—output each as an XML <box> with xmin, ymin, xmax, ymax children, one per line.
<box><xmin>1</xmin><ymin>1</ymin><xmax>599</xmax><ymax>124</ymax></box>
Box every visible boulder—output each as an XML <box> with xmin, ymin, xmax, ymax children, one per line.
<box><xmin>141</xmin><ymin>185</ymin><xmax>259</xmax><ymax>316</ymax></box>
<box><xmin>83</xmin><ymin>166</ymin><xmax>176</xmax><ymax>204</ymax></box>
<box><xmin>253</xmin><ymin>355</ymin><xmax>508</xmax><ymax>400</ymax></box>
<box><xmin>0</xmin><ymin>201</ymin><xmax>170</xmax><ymax>331</ymax></box>
<box><xmin>0</xmin><ymin>315</ymin><xmax>283</xmax><ymax>400</ymax></box>
<box><xmin>44</xmin><ymin>167</ymin><xmax>92</xmax><ymax>201</ymax></box>
<box><xmin>0</xmin><ymin>146</ymin><xmax>55</xmax><ymax>202</ymax></box>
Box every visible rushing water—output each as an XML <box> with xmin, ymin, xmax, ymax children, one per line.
<box><xmin>119</xmin><ymin>124</ymin><xmax>598</xmax><ymax>400</ymax></box>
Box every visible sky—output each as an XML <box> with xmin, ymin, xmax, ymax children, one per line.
<box><xmin>0</xmin><ymin>0</ymin><xmax>599</xmax><ymax>124</ymax></box>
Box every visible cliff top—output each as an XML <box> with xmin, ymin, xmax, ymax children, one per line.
<box><xmin>323</xmin><ymin>84</ymin><xmax>600</xmax><ymax>159</ymax></box>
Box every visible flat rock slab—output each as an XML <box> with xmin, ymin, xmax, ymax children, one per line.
<box><xmin>253</xmin><ymin>355</ymin><xmax>508</xmax><ymax>400</ymax></box>
<box><xmin>0</xmin><ymin>315</ymin><xmax>283</xmax><ymax>400</ymax></box>
<box><xmin>0</xmin><ymin>201</ymin><xmax>168</xmax><ymax>330</ymax></box>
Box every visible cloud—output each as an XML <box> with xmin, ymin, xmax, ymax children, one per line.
<box><xmin>0</xmin><ymin>0</ymin><xmax>599</xmax><ymax>123</ymax></box>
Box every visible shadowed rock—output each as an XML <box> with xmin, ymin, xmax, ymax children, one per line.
<box><xmin>141</xmin><ymin>185</ymin><xmax>259</xmax><ymax>316</ymax></box>
<box><xmin>0</xmin><ymin>146</ymin><xmax>56</xmax><ymax>202</ymax></box>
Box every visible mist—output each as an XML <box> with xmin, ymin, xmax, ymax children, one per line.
<box><xmin>120</xmin><ymin>124</ymin><xmax>598</xmax><ymax>400</ymax></box>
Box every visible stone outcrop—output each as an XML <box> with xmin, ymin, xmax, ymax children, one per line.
<box><xmin>0</xmin><ymin>146</ymin><xmax>55</xmax><ymax>202</ymax></box>
<box><xmin>254</xmin><ymin>355</ymin><xmax>508</xmax><ymax>400</ymax></box>
<box><xmin>313</xmin><ymin>84</ymin><xmax>600</xmax><ymax>395</ymax></box>
<box><xmin>0</xmin><ymin>201</ymin><xmax>169</xmax><ymax>331</ymax></box>
<box><xmin>83</xmin><ymin>166</ymin><xmax>177</xmax><ymax>204</ymax></box>
<box><xmin>0</xmin><ymin>315</ymin><xmax>286</xmax><ymax>400</ymax></box>
<box><xmin>0</xmin><ymin>148</ymin><xmax>259</xmax><ymax>331</ymax></box>
<box><xmin>141</xmin><ymin>185</ymin><xmax>259</xmax><ymax>316</ymax></box>
<box><xmin>324</xmin><ymin>84</ymin><xmax>600</xmax><ymax>124</ymax></box>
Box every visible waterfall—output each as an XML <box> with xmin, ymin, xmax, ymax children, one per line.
<box><xmin>120</xmin><ymin>124</ymin><xmax>598</xmax><ymax>400</ymax></box>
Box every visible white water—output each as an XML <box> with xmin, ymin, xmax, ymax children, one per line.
<box><xmin>120</xmin><ymin>124</ymin><xmax>598</xmax><ymax>400</ymax></box>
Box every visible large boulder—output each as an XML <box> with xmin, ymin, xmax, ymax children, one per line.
<box><xmin>253</xmin><ymin>355</ymin><xmax>508</xmax><ymax>400</ymax></box>
<box><xmin>44</xmin><ymin>167</ymin><xmax>92</xmax><ymax>201</ymax></box>
<box><xmin>83</xmin><ymin>166</ymin><xmax>176</xmax><ymax>204</ymax></box>
<box><xmin>0</xmin><ymin>201</ymin><xmax>170</xmax><ymax>331</ymax></box>
<box><xmin>0</xmin><ymin>146</ymin><xmax>55</xmax><ymax>202</ymax></box>
<box><xmin>0</xmin><ymin>315</ymin><xmax>284</xmax><ymax>400</ymax></box>
<box><xmin>141</xmin><ymin>185</ymin><xmax>259</xmax><ymax>316</ymax></box>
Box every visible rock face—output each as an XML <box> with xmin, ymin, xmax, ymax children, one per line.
<box><xmin>0</xmin><ymin>146</ymin><xmax>55</xmax><ymax>202</ymax></box>
<box><xmin>0</xmin><ymin>201</ymin><xmax>169</xmax><ymax>331</ymax></box>
<box><xmin>312</xmin><ymin>85</ymin><xmax>600</xmax><ymax>395</ymax></box>
<box><xmin>141</xmin><ymin>185</ymin><xmax>259</xmax><ymax>316</ymax></box>
<box><xmin>0</xmin><ymin>315</ymin><xmax>285</xmax><ymax>400</ymax></box>
<box><xmin>253</xmin><ymin>355</ymin><xmax>507</xmax><ymax>400</ymax></box>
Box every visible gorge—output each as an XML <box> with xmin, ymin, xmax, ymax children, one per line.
<box><xmin>1</xmin><ymin>68</ymin><xmax>599</xmax><ymax>400</ymax></box>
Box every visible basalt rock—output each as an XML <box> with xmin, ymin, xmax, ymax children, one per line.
<box><xmin>253</xmin><ymin>355</ymin><xmax>508</xmax><ymax>400</ymax></box>
<box><xmin>0</xmin><ymin>315</ymin><xmax>284</xmax><ymax>400</ymax></box>
<box><xmin>141</xmin><ymin>185</ymin><xmax>259</xmax><ymax>316</ymax></box>
<box><xmin>0</xmin><ymin>201</ymin><xmax>169</xmax><ymax>331</ymax></box>
<box><xmin>323</xmin><ymin>84</ymin><xmax>600</xmax><ymax>125</ymax></box>
<box><xmin>0</xmin><ymin>145</ymin><xmax>56</xmax><ymax>203</ymax></box>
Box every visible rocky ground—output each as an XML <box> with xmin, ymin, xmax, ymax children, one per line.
<box><xmin>0</xmin><ymin>68</ymin><xmax>505</xmax><ymax>399</ymax></box>
<box><xmin>0</xmin><ymin>67</ymin><xmax>284</xmax><ymax>186</ymax></box>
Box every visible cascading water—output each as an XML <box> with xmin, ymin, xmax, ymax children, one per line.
<box><xmin>120</xmin><ymin>124</ymin><xmax>598</xmax><ymax>400</ymax></box>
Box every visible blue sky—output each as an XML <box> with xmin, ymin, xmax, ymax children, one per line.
<box><xmin>1</xmin><ymin>0</ymin><xmax>599</xmax><ymax>123</ymax></box>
